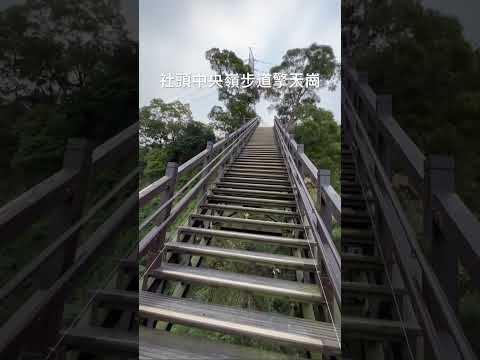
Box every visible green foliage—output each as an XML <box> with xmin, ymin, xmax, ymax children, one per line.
<box><xmin>0</xmin><ymin>0</ymin><xmax>137</xmax><ymax>201</ymax></box>
<box><xmin>293</xmin><ymin>103</ymin><xmax>341</xmax><ymax>192</ymax></box>
<box><xmin>205</xmin><ymin>48</ymin><xmax>259</xmax><ymax>133</ymax></box>
<box><xmin>139</xmin><ymin>98</ymin><xmax>215</xmax><ymax>186</ymax></box>
<box><xmin>343</xmin><ymin>0</ymin><xmax>480</xmax><ymax>213</ymax></box>
<box><xmin>265</xmin><ymin>43</ymin><xmax>338</xmax><ymax>129</ymax></box>
<box><xmin>140</xmin><ymin>98</ymin><xmax>193</xmax><ymax>146</ymax></box>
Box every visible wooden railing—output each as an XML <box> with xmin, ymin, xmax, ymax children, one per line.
<box><xmin>0</xmin><ymin>123</ymin><xmax>138</xmax><ymax>358</ymax></box>
<box><xmin>343</xmin><ymin>63</ymin><xmax>478</xmax><ymax>359</ymax></box>
<box><xmin>274</xmin><ymin>119</ymin><xmax>341</xmax><ymax>318</ymax></box>
<box><xmin>139</xmin><ymin>119</ymin><xmax>259</xmax><ymax>262</ymax></box>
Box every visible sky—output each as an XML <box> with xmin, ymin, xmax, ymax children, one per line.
<box><xmin>139</xmin><ymin>0</ymin><xmax>341</xmax><ymax>126</ymax></box>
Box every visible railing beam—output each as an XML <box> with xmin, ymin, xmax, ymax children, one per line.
<box><xmin>152</xmin><ymin>162</ymin><xmax>178</xmax><ymax>252</ymax></box>
<box><xmin>318</xmin><ymin>169</ymin><xmax>333</xmax><ymax>234</ymax></box>
<box><xmin>424</xmin><ymin>156</ymin><xmax>458</xmax><ymax>313</ymax></box>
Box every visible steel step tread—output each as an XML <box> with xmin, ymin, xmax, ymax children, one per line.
<box><xmin>233</xmin><ymin>163</ymin><xmax>285</xmax><ymax>168</ymax></box>
<box><xmin>166</xmin><ymin>242</ymin><xmax>316</xmax><ymax>270</ymax></box>
<box><xmin>342</xmin><ymin>253</ymin><xmax>384</xmax><ymax>266</ymax></box>
<box><xmin>342</xmin><ymin>316</ymin><xmax>421</xmax><ymax>336</ymax></box>
<box><xmin>220</xmin><ymin>176</ymin><xmax>291</xmax><ymax>185</ymax></box>
<box><xmin>140</xmin><ymin>291</ymin><xmax>339</xmax><ymax>351</ymax></box>
<box><xmin>140</xmin><ymin>327</ymin><xmax>294</xmax><ymax>360</ymax></box>
<box><xmin>200</xmin><ymin>204</ymin><xmax>299</xmax><ymax>217</ymax></box>
<box><xmin>208</xmin><ymin>195</ymin><xmax>296</xmax><ymax>207</ymax></box>
<box><xmin>230</xmin><ymin>163</ymin><xmax>286</xmax><ymax>169</ymax></box>
<box><xmin>228</xmin><ymin>166</ymin><xmax>287</xmax><ymax>173</ymax></box>
<box><xmin>342</xmin><ymin>228</ymin><xmax>373</xmax><ymax>238</ymax></box>
<box><xmin>61</xmin><ymin>326</ymin><xmax>137</xmax><ymax>354</ymax></box>
<box><xmin>342</xmin><ymin>281</ymin><xmax>407</xmax><ymax>297</ymax></box>
<box><xmin>212</xmin><ymin>187</ymin><xmax>294</xmax><ymax>199</ymax></box>
<box><xmin>237</xmin><ymin>157</ymin><xmax>284</xmax><ymax>161</ymax></box>
<box><xmin>216</xmin><ymin>181</ymin><xmax>292</xmax><ymax>191</ymax></box>
<box><xmin>190</xmin><ymin>214</ymin><xmax>305</xmax><ymax>229</ymax></box>
<box><xmin>229</xmin><ymin>164</ymin><xmax>286</xmax><ymax>170</ymax></box>
<box><xmin>225</xmin><ymin>171</ymin><xmax>289</xmax><ymax>180</ymax></box>
<box><xmin>152</xmin><ymin>264</ymin><xmax>323</xmax><ymax>303</ymax></box>
<box><xmin>342</xmin><ymin>208</ymin><xmax>370</xmax><ymax>219</ymax></box>
<box><xmin>88</xmin><ymin>288</ymin><xmax>137</xmax><ymax>310</ymax></box>
<box><xmin>178</xmin><ymin>226</ymin><xmax>314</xmax><ymax>247</ymax></box>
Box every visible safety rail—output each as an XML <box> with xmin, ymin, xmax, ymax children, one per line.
<box><xmin>274</xmin><ymin>120</ymin><xmax>341</xmax><ymax>232</ymax></box>
<box><xmin>343</xmin><ymin>63</ymin><xmax>478</xmax><ymax>359</ymax></box>
<box><xmin>0</xmin><ymin>123</ymin><xmax>138</xmax><ymax>357</ymax></box>
<box><xmin>274</xmin><ymin>119</ymin><xmax>341</xmax><ymax>306</ymax></box>
<box><xmin>139</xmin><ymin>118</ymin><xmax>259</xmax><ymax>259</ymax></box>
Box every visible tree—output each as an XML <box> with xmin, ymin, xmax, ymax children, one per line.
<box><xmin>293</xmin><ymin>103</ymin><xmax>341</xmax><ymax>191</ymax></box>
<box><xmin>140</xmin><ymin>98</ymin><xmax>193</xmax><ymax>146</ymax></box>
<box><xmin>342</xmin><ymin>0</ymin><xmax>480</xmax><ymax>214</ymax></box>
<box><xmin>205</xmin><ymin>48</ymin><xmax>259</xmax><ymax>133</ymax></box>
<box><xmin>264</xmin><ymin>43</ymin><xmax>338</xmax><ymax>131</ymax></box>
<box><xmin>139</xmin><ymin>98</ymin><xmax>215</xmax><ymax>185</ymax></box>
<box><xmin>0</xmin><ymin>0</ymin><xmax>137</xmax><ymax>196</ymax></box>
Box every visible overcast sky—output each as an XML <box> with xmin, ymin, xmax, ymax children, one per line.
<box><xmin>139</xmin><ymin>0</ymin><xmax>341</xmax><ymax>126</ymax></box>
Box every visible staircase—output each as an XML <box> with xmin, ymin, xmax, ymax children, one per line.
<box><xmin>138</xmin><ymin>127</ymin><xmax>340</xmax><ymax>358</ymax></box>
<box><xmin>341</xmin><ymin>141</ymin><xmax>421</xmax><ymax>359</ymax></box>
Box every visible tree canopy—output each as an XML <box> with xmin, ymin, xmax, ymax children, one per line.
<box><xmin>139</xmin><ymin>98</ymin><xmax>215</xmax><ymax>185</ymax></box>
<box><xmin>0</xmin><ymin>0</ymin><xmax>137</xmax><ymax>200</ymax></box>
<box><xmin>342</xmin><ymin>0</ymin><xmax>480</xmax><ymax>214</ymax></box>
<box><xmin>265</xmin><ymin>43</ymin><xmax>338</xmax><ymax>130</ymax></box>
<box><xmin>293</xmin><ymin>103</ymin><xmax>340</xmax><ymax>191</ymax></box>
<box><xmin>206</xmin><ymin>48</ymin><xmax>259</xmax><ymax>133</ymax></box>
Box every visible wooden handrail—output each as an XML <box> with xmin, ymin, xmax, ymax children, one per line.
<box><xmin>139</xmin><ymin>118</ymin><xmax>258</xmax><ymax>207</ymax></box>
<box><xmin>274</xmin><ymin>120</ymin><xmax>341</xmax><ymax>229</ymax></box>
<box><xmin>139</xmin><ymin>119</ymin><xmax>259</xmax><ymax>257</ymax></box>
<box><xmin>343</xmin><ymin>62</ymin><xmax>480</xmax><ymax>301</ymax></box>
<box><xmin>0</xmin><ymin>124</ymin><xmax>138</xmax><ymax>358</ymax></box>
<box><xmin>342</xmin><ymin>71</ymin><xmax>477</xmax><ymax>359</ymax></box>
<box><xmin>274</xmin><ymin>120</ymin><xmax>341</xmax><ymax>304</ymax></box>
<box><xmin>0</xmin><ymin>123</ymin><xmax>138</xmax><ymax>240</ymax></box>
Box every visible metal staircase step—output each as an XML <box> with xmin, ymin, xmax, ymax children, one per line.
<box><xmin>341</xmin><ymin>208</ymin><xmax>369</xmax><ymax>218</ymax></box>
<box><xmin>212</xmin><ymin>187</ymin><xmax>294</xmax><ymax>199</ymax></box>
<box><xmin>342</xmin><ymin>253</ymin><xmax>384</xmax><ymax>269</ymax></box>
<box><xmin>342</xmin><ymin>228</ymin><xmax>374</xmax><ymax>238</ymax></box>
<box><xmin>140</xmin><ymin>327</ymin><xmax>294</xmax><ymax>360</ymax></box>
<box><xmin>220</xmin><ymin>176</ymin><xmax>291</xmax><ymax>185</ymax></box>
<box><xmin>342</xmin><ymin>282</ymin><xmax>407</xmax><ymax>299</ymax></box>
<box><xmin>240</xmin><ymin>152</ymin><xmax>282</xmax><ymax>157</ymax></box>
<box><xmin>166</xmin><ymin>242</ymin><xmax>316</xmax><ymax>270</ymax></box>
<box><xmin>229</xmin><ymin>163</ymin><xmax>286</xmax><ymax>170</ymax></box>
<box><xmin>140</xmin><ymin>292</ymin><xmax>340</xmax><ymax>352</ymax></box>
<box><xmin>237</xmin><ymin>156</ymin><xmax>284</xmax><ymax>161</ymax></box>
<box><xmin>178</xmin><ymin>226</ymin><xmax>314</xmax><ymax>247</ymax></box>
<box><xmin>207</xmin><ymin>195</ymin><xmax>296</xmax><ymax>207</ymax></box>
<box><xmin>225</xmin><ymin>171</ymin><xmax>289</xmax><ymax>180</ymax></box>
<box><xmin>216</xmin><ymin>181</ymin><xmax>292</xmax><ymax>192</ymax></box>
<box><xmin>61</xmin><ymin>326</ymin><xmax>137</xmax><ymax>355</ymax></box>
<box><xmin>342</xmin><ymin>316</ymin><xmax>421</xmax><ymax>339</ymax></box>
<box><xmin>151</xmin><ymin>264</ymin><xmax>323</xmax><ymax>303</ymax></box>
<box><xmin>200</xmin><ymin>204</ymin><xmax>299</xmax><ymax>217</ymax></box>
<box><xmin>190</xmin><ymin>214</ymin><xmax>304</xmax><ymax>230</ymax></box>
<box><xmin>234</xmin><ymin>160</ymin><xmax>285</xmax><ymax>166</ymax></box>
<box><xmin>228</xmin><ymin>165</ymin><xmax>287</xmax><ymax>173</ymax></box>
<box><xmin>88</xmin><ymin>289</ymin><xmax>138</xmax><ymax>311</ymax></box>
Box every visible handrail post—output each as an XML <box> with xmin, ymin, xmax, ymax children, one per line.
<box><xmin>424</xmin><ymin>155</ymin><xmax>458</xmax><ymax>313</ymax></box>
<box><xmin>297</xmin><ymin>143</ymin><xmax>305</xmax><ymax>178</ymax></box>
<box><xmin>318</xmin><ymin>169</ymin><xmax>333</xmax><ymax>234</ymax></box>
<box><xmin>37</xmin><ymin>138</ymin><xmax>92</xmax><ymax>353</ymax></box>
<box><xmin>152</xmin><ymin>162</ymin><xmax>178</xmax><ymax>251</ymax></box>
<box><xmin>202</xmin><ymin>141</ymin><xmax>214</xmax><ymax>193</ymax></box>
<box><xmin>377</xmin><ymin>95</ymin><xmax>393</xmax><ymax>179</ymax></box>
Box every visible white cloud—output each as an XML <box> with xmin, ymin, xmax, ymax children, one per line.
<box><xmin>140</xmin><ymin>0</ymin><xmax>341</xmax><ymax>125</ymax></box>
